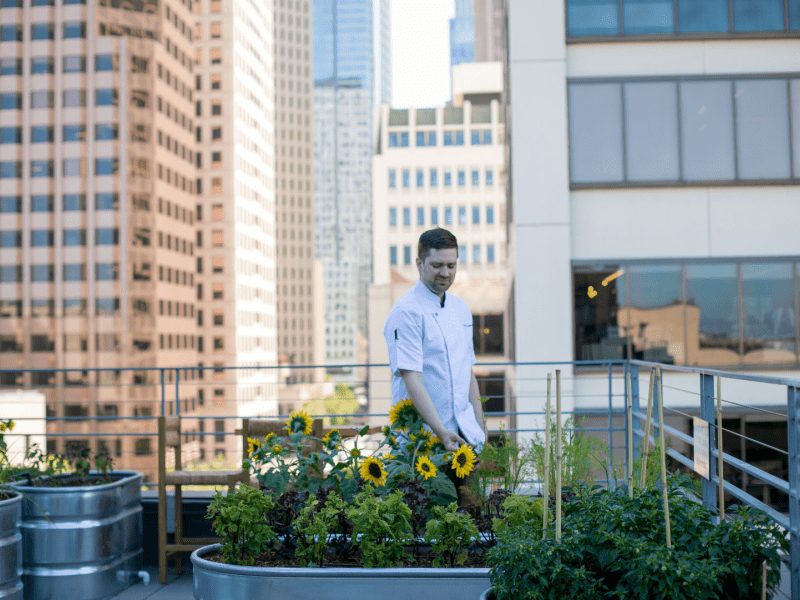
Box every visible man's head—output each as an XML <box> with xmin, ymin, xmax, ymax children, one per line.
<box><xmin>416</xmin><ymin>228</ymin><xmax>458</xmax><ymax>297</ymax></box>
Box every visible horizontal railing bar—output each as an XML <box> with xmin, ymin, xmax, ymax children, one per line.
<box><xmin>630</xmin><ymin>359</ymin><xmax>800</xmax><ymax>387</ymax></box>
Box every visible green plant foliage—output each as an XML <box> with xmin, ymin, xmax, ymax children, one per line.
<box><xmin>206</xmin><ymin>484</ymin><xmax>277</xmax><ymax>565</ymax></box>
<box><xmin>469</xmin><ymin>430</ymin><xmax>535</xmax><ymax>498</ymax></box>
<box><xmin>492</xmin><ymin>494</ymin><xmax>544</xmax><ymax>540</ymax></box>
<box><xmin>294</xmin><ymin>490</ymin><xmax>347</xmax><ymax>567</ymax></box>
<box><xmin>345</xmin><ymin>487</ymin><xmax>413</xmax><ymax>567</ymax></box>
<box><xmin>488</xmin><ymin>481</ymin><xmax>789</xmax><ymax>600</ymax></box>
<box><xmin>303</xmin><ymin>383</ymin><xmax>360</xmax><ymax>427</ymax></box>
<box><xmin>424</xmin><ymin>502</ymin><xmax>479</xmax><ymax>567</ymax></box>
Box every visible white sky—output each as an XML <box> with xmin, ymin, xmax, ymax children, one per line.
<box><xmin>390</xmin><ymin>0</ymin><xmax>455</xmax><ymax>109</ymax></box>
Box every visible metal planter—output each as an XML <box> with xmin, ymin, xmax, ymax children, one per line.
<box><xmin>12</xmin><ymin>471</ymin><xmax>143</xmax><ymax>600</ymax></box>
<box><xmin>192</xmin><ymin>543</ymin><xmax>491</xmax><ymax>600</ymax></box>
<box><xmin>479</xmin><ymin>587</ymin><xmax>494</xmax><ymax>600</ymax></box>
<box><xmin>0</xmin><ymin>491</ymin><xmax>23</xmax><ymax>600</ymax></box>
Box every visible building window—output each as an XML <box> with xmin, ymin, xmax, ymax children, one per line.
<box><xmin>389</xmin><ymin>132</ymin><xmax>398</xmax><ymax>147</ymax></box>
<box><xmin>431</xmin><ymin>207</ymin><xmax>439</xmax><ymax>225</ymax></box>
<box><xmin>472</xmin><ymin>206</ymin><xmax>480</xmax><ymax>224</ymax></box>
<box><xmin>63</xmin><ymin>55</ymin><xmax>86</xmax><ymax>73</ymax></box>
<box><xmin>472</xmin><ymin>244</ymin><xmax>480</xmax><ymax>264</ymax></box>
<box><xmin>486</xmin><ymin>169</ymin><xmax>494</xmax><ymax>185</ymax></box>
<box><xmin>63</xmin><ymin>264</ymin><xmax>86</xmax><ymax>281</ymax></box>
<box><xmin>569</xmin><ymin>76</ymin><xmax>799</xmax><ymax>186</ymax></box>
<box><xmin>471</xmin><ymin>169</ymin><xmax>480</xmax><ymax>186</ymax></box>
<box><xmin>458</xmin><ymin>206</ymin><xmax>466</xmax><ymax>225</ymax></box>
<box><xmin>96</xmin><ymin>228</ymin><xmax>118</xmax><ymax>245</ymax></box>
<box><xmin>403</xmin><ymin>245</ymin><xmax>411</xmax><ymax>265</ymax></box>
<box><xmin>30</xmin><ymin>57</ymin><xmax>54</xmax><ymax>74</ymax></box>
<box><xmin>95</xmin><ymin>123</ymin><xmax>117</xmax><ymax>140</ymax></box>
<box><xmin>402</xmin><ymin>207</ymin><xmax>411</xmax><ymax>227</ymax></box>
<box><xmin>487</xmin><ymin>244</ymin><xmax>495</xmax><ymax>263</ymax></box>
<box><xmin>473</xmin><ymin>314</ymin><xmax>504</xmax><ymax>355</ymax></box>
<box><xmin>0</xmin><ymin>58</ymin><xmax>22</xmax><ymax>75</ymax></box>
<box><xmin>444</xmin><ymin>207</ymin><xmax>452</xmax><ymax>225</ymax></box>
<box><xmin>31</xmin><ymin>91</ymin><xmax>54</xmax><ymax>109</ymax></box>
<box><xmin>0</xmin><ymin>196</ymin><xmax>21</xmax><ymax>213</ymax></box>
<box><xmin>402</xmin><ymin>169</ymin><xmax>410</xmax><ymax>188</ymax></box>
<box><xmin>0</xmin><ymin>94</ymin><xmax>22</xmax><ymax>110</ymax></box>
<box><xmin>63</xmin><ymin>194</ymin><xmax>86</xmax><ymax>211</ymax></box>
<box><xmin>95</xmin><ymin>54</ymin><xmax>116</xmax><ymax>71</ymax></box>
<box><xmin>416</xmin><ymin>169</ymin><xmax>424</xmax><ymax>187</ymax></box>
<box><xmin>63</xmin><ymin>125</ymin><xmax>84</xmax><ymax>142</ymax></box>
<box><xmin>486</xmin><ymin>206</ymin><xmax>494</xmax><ymax>224</ymax></box>
<box><xmin>0</xmin><ymin>231</ymin><xmax>20</xmax><ymax>248</ymax></box>
<box><xmin>63</xmin><ymin>159</ymin><xmax>83</xmax><ymax>177</ymax></box>
<box><xmin>31</xmin><ymin>23</ymin><xmax>54</xmax><ymax>40</ymax></box>
<box><xmin>457</xmin><ymin>170</ymin><xmax>466</xmax><ymax>186</ymax></box>
<box><xmin>62</xmin><ymin>21</ymin><xmax>86</xmax><ymax>38</ymax></box>
<box><xmin>389</xmin><ymin>207</ymin><xmax>397</xmax><ymax>227</ymax></box>
<box><xmin>0</xmin><ymin>127</ymin><xmax>21</xmax><ymax>144</ymax></box>
<box><xmin>31</xmin><ymin>230</ymin><xmax>53</xmax><ymax>247</ymax></box>
<box><xmin>211</xmin><ymin>127</ymin><xmax>222</xmax><ymax>140</ymax></box>
<box><xmin>389</xmin><ymin>246</ymin><xmax>397</xmax><ymax>266</ymax></box>
<box><xmin>416</xmin><ymin>131</ymin><xmax>426</xmax><ymax>147</ymax></box>
<box><xmin>444</xmin><ymin>171</ymin><xmax>452</xmax><ymax>187</ymax></box>
<box><xmin>31</xmin><ymin>264</ymin><xmax>54</xmax><ymax>282</ymax></box>
<box><xmin>400</xmin><ymin>132</ymin><xmax>409</xmax><ymax>147</ymax></box>
<box><xmin>0</xmin><ymin>162</ymin><xmax>21</xmax><ymax>179</ymax></box>
<box><xmin>95</xmin><ymin>158</ymin><xmax>118</xmax><ymax>176</ymax></box>
<box><xmin>459</xmin><ymin>245</ymin><xmax>466</xmax><ymax>264</ymax></box>
<box><xmin>96</xmin><ymin>89</ymin><xmax>117</xmax><ymax>106</ymax></box>
<box><xmin>430</xmin><ymin>168</ymin><xmax>438</xmax><ymax>187</ymax></box>
<box><xmin>388</xmin><ymin>169</ymin><xmax>396</xmax><ymax>188</ymax></box>
<box><xmin>417</xmin><ymin>207</ymin><xmax>425</xmax><ymax>226</ymax></box>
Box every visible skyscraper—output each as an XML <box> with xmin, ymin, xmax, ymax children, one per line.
<box><xmin>312</xmin><ymin>0</ymin><xmax>390</xmax><ymax>383</ymax></box>
<box><xmin>450</xmin><ymin>0</ymin><xmax>475</xmax><ymax>69</ymax></box>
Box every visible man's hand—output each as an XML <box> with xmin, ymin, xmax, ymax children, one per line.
<box><xmin>439</xmin><ymin>430</ymin><xmax>467</xmax><ymax>453</ymax></box>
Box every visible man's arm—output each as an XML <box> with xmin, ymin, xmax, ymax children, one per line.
<box><xmin>399</xmin><ymin>369</ymin><xmax>466</xmax><ymax>452</ymax></box>
<box><xmin>469</xmin><ymin>370</ymin><xmax>487</xmax><ymax>440</ymax></box>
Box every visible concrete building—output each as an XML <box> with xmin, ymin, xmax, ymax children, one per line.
<box><xmin>369</xmin><ymin>62</ymin><xmax>511</xmax><ymax>436</ymax></box>
<box><xmin>274</xmin><ymin>0</ymin><xmax>324</xmax><ymax>385</ymax></box>
<box><xmin>507</xmin><ymin>0</ymin><xmax>800</xmax><ymax>495</ymax></box>
<box><xmin>450</xmin><ymin>0</ymin><xmax>475</xmax><ymax>70</ymax></box>
<box><xmin>473</xmin><ymin>0</ymin><xmax>505</xmax><ymax>63</ymax></box>
<box><xmin>312</xmin><ymin>0</ymin><xmax>391</xmax><ymax>385</ymax></box>
<box><xmin>192</xmin><ymin>0</ymin><xmax>278</xmax><ymax>461</ymax></box>
<box><xmin>0</xmin><ymin>0</ymin><xmax>198</xmax><ymax>479</ymax></box>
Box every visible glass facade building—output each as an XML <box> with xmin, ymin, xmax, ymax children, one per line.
<box><xmin>450</xmin><ymin>0</ymin><xmax>475</xmax><ymax>69</ymax></box>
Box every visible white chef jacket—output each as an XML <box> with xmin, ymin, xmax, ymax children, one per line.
<box><xmin>384</xmin><ymin>279</ymin><xmax>485</xmax><ymax>446</ymax></box>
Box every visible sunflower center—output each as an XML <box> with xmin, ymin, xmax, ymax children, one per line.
<box><xmin>421</xmin><ymin>463</ymin><xmax>430</xmax><ymax>472</ymax></box>
<box><xmin>368</xmin><ymin>463</ymin><xmax>382</xmax><ymax>478</ymax></box>
<box><xmin>457</xmin><ymin>453</ymin><xmax>467</xmax><ymax>467</ymax></box>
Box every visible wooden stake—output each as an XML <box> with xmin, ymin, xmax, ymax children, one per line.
<box><xmin>626</xmin><ymin>371</ymin><xmax>633</xmax><ymax>498</ymax></box>
<box><xmin>543</xmin><ymin>373</ymin><xmax>552</xmax><ymax>539</ymax></box>
<box><xmin>716</xmin><ymin>375</ymin><xmax>725</xmax><ymax>521</ymax></box>
<box><xmin>555</xmin><ymin>369</ymin><xmax>562</xmax><ymax>543</ymax></box>
<box><xmin>639</xmin><ymin>369</ymin><xmax>656</xmax><ymax>488</ymax></box>
<box><xmin>761</xmin><ymin>561</ymin><xmax>767</xmax><ymax>600</ymax></box>
<box><xmin>656</xmin><ymin>367</ymin><xmax>671</xmax><ymax>549</ymax></box>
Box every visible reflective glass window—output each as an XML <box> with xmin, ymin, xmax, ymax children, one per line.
<box><xmin>626</xmin><ymin>265</ymin><xmax>684</xmax><ymax>364</ymax></box>
<box><xmin>95</xmin><ymin>193</ymin><xmax>117</xmax><ymax>210</ymax></box>
<box><xmin>458</xmin><ymin>170</ymin><xmax>465</xmax><ymax>186</ymax></box>
<box><xmin>62</xmin><ymin>21</ymin><xmax>86</xmax><ymax>38</ymax></box>
<box><xmin>403</xmin><ymin>207</ymin><xmax>410</xmax><ymax>226</ymax></box>
<box><xmin>388</xmin><ymin>169</ymin><xmax>396</xmax><ymax>188</ymax></box>
<box><xmin>471</xmin><ymin>130</ymin><xmax>480</xmax><ymax>145</ymax></box>
<box><xmin>1</xmin><ymin>59</ymin><xmax>22</xmax><ymax>76</ymax></box>
<box><xmin>677</xmin><ymin>0</ymin><xmax>729</xmax><ymax>33</ymax></box>
<box><xmin>430</xmin><ymin>168</ymin><xmax>438</xmax><ymax>187</ymax></box>
<box><xmin>402</xmin><ymin>169</ymin><xmax>410</xmax><ymax>188</ymax></box>
<box><xmin>733</xmin><ymin>0</ymin><xmax>784</xmax><ymax>31</ymax></box>
<box><xmin>388</xmin><ymin>132</ymin><xmax>398</xmax><ymax>147</ymax></box>
<box><xmin>487</xmin><ymin>245</ymin><xmax>495</xmax><ymax>263</ymax></box>
<box><xmin>458</xmin><ymin>206</ymin><xmax>466</xmax><ymax>225</ymax></box>
<box><xmin>444</xmin><ymin>207</ymin><xmax>452</xmax><ymax>225</ymax></box>
<box><xmin>63</xmin><ymin>264</ymin><xmax>85</xmax><ymax>281</ymax></box>
<box><xmin>0</xmin><ymin>127</ymin><xmax>21</xmax><ymax>144</ymax></box>
<box><xmin>741</xmin><ymin>263</ymin><xmax>796</xmax><ymax>363</ymax></box>
<box><xmin>389</xmin><ymin>246</ymin><xmax>397</xmax><ymax>265</ymax></box>
<box><xmin>95</xmin><ymin>159</ymin><xmax>118</xmax><ymax>175</ymax></box>
<box><xmin>96</xmin><ymin>263</ymin><xmax>117</xmax><ymax>280</ymax></box>
<box><xmin>31</xmin><ymin>91</ymin><xmax>53</xmax><ymax>109</ymax></box>
<box><xmin>63</xmin><ymin>125</ymin><xmax>84</xmax><ymax>142</ymax></box>
<box><xmin>431</xmin><ymin>207</ymin><xmax>438</xmax><ymax>225</ymax></box>
<box><xmin>0</xmin><ymin>94</ymin><xmax>21</xmax><ymax>110</ymax></box>
<box><xmin>96</xmin><ymin>228</ymin><xmax>118</xmax><ymax>245</ymax></box>
<box><xmin>793</xmin><ymin>81</ymin><xmax>800</xmax><ymax>177</ymax></box>
<box><xmin>30</xmin><ymin>160</ymin><xmax>53</xmax><ymax>178</ymax></box>
<box><xmin>96</xmin><ymin>89</ymin><xmax>117</xmax><ymax>106</ymax></box>
<box><xmin>31</xmin><ymin>57</ymin><xmax>54</xmax><ymax>74</ymax></box>
<box><xmin>95</xmin><ymin>54</ymin><xmax>115</xmax><ymax>71</ymax></box>
<box><xmin>791</xmin><ymin>1</ymin><xmax>800</xmax><ymax>29</ymax></box>
<box><xmin>416</xmin><ymin>131</ymin><xmax>425</xmax><ymax>147</ymax></box>
<box><xmin>31</xmin><ymin>264</ymin><xmax>54</xmax><ymax>282</ymax></box>
<box><xmin>473</xmin><ymin>206</ymin><xmax>480</xmax><ymax>224</ymax></box>
<box><xmin>31</xmin><ymin>23</ymin><xmax>54</xmax><ymax>40</ymax></box>
<box><xmin>0</xmin><ymin>162</ymin><xmax>21</xmax><ymax>178</ymax></box>
<box><xmin>416</xmin><ymin>169</ymin><xmax>424</xmax><ymax>187</ymax></box>
<box><xmin>63</xmin><ymin>194</ymin><xmax>86</xmax><ymax>211</ymax></box>
<box><xmin>31</xmin><ymin>230</ymin><xmax>53</xmax><ymax>247</ymax></box>
<box><xmin>32</xmin><ymin>126</ymin><xmax>54</xmax><ymax>143</ymax></box>
<box><xmin>403</xmin><ymin>246</ymin><xmax>411</xmax><ymax>265</ymax></box>
<box><xmin>63</xmin><ymin>159</ymin><xmax>82</xmax><ymax>177</ymax></box>
<box><xmin>400</xmin><ymin>132</ymin><xmax>409</xmax><ymax>147</ymax></box>
<box><xmin>569</xmin><ymin>84</ymin><xmax>623</xmax><ymax>183</ymax></box>
<box><xmin>95</xmin><ymin>123</ymin><xmax>117</xmax><ymax>140</ymax></box>
<box><xmin>486</xmin><ymin>169</ymin><xmax>494</xmax><ymax>185</ymax></box>
<box><xmin>63</xmin><ymin>56</ymin><xmax>86</xmax><ymax>73</ymax></box>
<box><xmin>471</xmin><ymin>170</ymin><xmax>479</xmax><ymax>186</ymax></box>
<box><xmin>574</xmin><ymin>266</ymin><xmax>627</xmax><ymax>361</ymax></box>
<box><xmin>0</xmin><ymin>231</ymin><xmax>20</xmax><ymax>247</ymax></box>
<box><xmin>444</xmin><ymin>171</ymin><xmax>452</xmax><ymax>187</ymax></box>
<box><xmin>459</xmin><ymin>245</ymin><xmax>466</xmax><ymax>264</ymax></box>
<box><xmin>428</xmin><ymin>132</ymin><xmax>436</xmax><ymax>146</ymax></box>
<box><xmin>486</xmin><ymin>207</ymin><xmax>494</xmax><ymax>224</ymax></box>
<box><xmin>472</xmin><ymin>245</ymin><xmax>480</xmax><ymax>264</ymax></box>
<box><xmin>735</xmin><ymin>79</ymin><xmax>791</xmax><ymax>179</ymax></box>
<box><xmin>444</xmin><ymin>131</ymin><xmax>453</xmax><ymax>146</ymax></box>
<box><xmin>455</xmin><ymin>131</ymin><xmax>464</xmax><ymax>145</ymax></box>
<box><xmin>31</xmin><ymin>195</ymin><xmax>53</xmax><ymax>211</ymax></box>
<box><xmin>417</xmin><ymin>207</ymin><xmax>424</xmax><ymax>226</ymax></box>
<box><xmin>389</xmin><ymin>207</ymin><xmax>396</xmax><ymax>227</ymax></box>
<box><xmin>63</xmin><ymin>229</ymin><xmax>85</xmax><ymax>245</ymax></box>
<box><xmin>685</xmin><ymin>264</ymin><xmax>739</xmax><ymax>365</ymax></box>
<box><xmin>0</xmin><ymin>196</ymin><xmax>20</xmax><ymax>213</ymax></box>
<box><xmin>680</xmin><ymin>81</ymin><xmax>735</xmax><ymax>181</ymax></box>
<box><xmin>623</xmin><ymin>0</ymin><xmax>674</xmax><ymax>34</ymax></box>
<box><xmin>624</xmin><ymin>82</ymin><xmax>679</xmax><ymax>181</ymax></box>
<box><xmin>567</xmin><ymin>0</ymin><xmax>619</xmax><ymax>36</ymax></box>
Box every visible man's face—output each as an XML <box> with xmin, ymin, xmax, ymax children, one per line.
<box><xmin>417</xmin><ymin>247</ymin><xmax>458</xmax><ymax>296</ymax></box>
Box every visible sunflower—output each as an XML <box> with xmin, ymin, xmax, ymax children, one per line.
<box><xmin>415</xmin><ymin>455</ymin><xmax>437</xmax><ymax>480</ymax></box>
<box><xmin>451</xmin><ymin>444</ymin><xmax>477</xmax><ymax>478</ymax></box>
<box><xmin>285</xmin><ymin>410</ymin><xmax>313</xmax><ymax>435</ymax></box>
<box><xmin>381</xmin><ymin>425</ymin><xmax>392</xmax><ymax>437</ymax></box>
<box><xmin>429</xmin><ymin>435</ymin><xmax>444</xmax><ymax>452</ymax></box>
<box><xmin>360</xmin><ymin>457</ymin><xmax>387</xmax><ymax>486</ymax></box>
<box><xmin>264</xmin><ymin>432</ymin><xmax>278</xmax><ymax>446</ymax></box>
<box><xmin>383</xmin><ymin>453</ymin><xmax>396</xmax><ymax>461</ymax></box>
<box><xmin>388</xmin><ymin>398</ymin><xmax>417</xmax><ymax>431</ymax></box>
<box><xmin>350</xmin><ymin>447</ymin><xmax>361</xmax><ymax>458</ymax></box>
<box><xmin>322</xmin><ymin>429</ymin><xmax>341</xmax><ymax>449</ymax></box>
<box><xmin>271</xmin><ymin>444</ymin><xmax>283</xmax><ymax>454</ymax></box>
<box><xmin>247</xmin><ymin>437</ymin><xmax>261</xmax><ymax>454</ymax></box>
<box><xmin>410</xmin><ymin>430</ymin><xmax>433</xmax><ymax>455</ymax></box>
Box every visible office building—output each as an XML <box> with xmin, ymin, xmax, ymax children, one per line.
<box><xmin>369</xmin><ymin>62</ymin><xmax>510</xmax><ymax>435</ymax></box>
<box><xmin>507</xmin><ymin>0</ymin><xmax>800</xmax><ymax>492</ymax></box>
<box><xmin>450</xmin><ymin>0</ymin><xmax>475</xmax><ymax>69</ymax></box>
<box><xmin>473</xmin><ymin>0</ymin><xmax>505</xmax><ymax>63</ymax></box>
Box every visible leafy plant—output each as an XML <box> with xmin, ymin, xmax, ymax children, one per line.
<box><xmin>346</xmin><ymin>487</ymin><xmax>413</xmax><ymax>567</ymax></box>
<box><xmin>469</xmin><ymin>429</ymin><xmax>534</xmax><ymax>497</ymax></box>
<box><xmin>424</xmin><ymin>502</ymin><xmax>479</xmax><ymax>567</ymax></box>
<box><xmin>294</xmin><ymin>490</ymin><xmax>347</xmax><ymax>567</ymax></box>
<box><xmin>206</xmin><ymin>484</ymin><xmax>276</xmax><ymax>565</ymax></box>
<box><xmin>492</xmin><ymin>494</ymin><xmax>544</xmax><ymax>540</ymax></box>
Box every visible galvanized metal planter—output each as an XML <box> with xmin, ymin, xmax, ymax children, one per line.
<box><xmin>479</xmin><ymin>586</ymin><xmax>494</xmax><ymax>600</ymax></box>
<box><xmin>192</xmin><ymin>543</ymin><xmax>491</xmax><ymax>600</ymax></box>
<box><xmin>0</xmin><ymin>491</ymin><xmax>23</xmax><ymax>600</ymax></box>
<box><xmin>12</xmin><ymin>471</ymin><xmax>143</xmax><ymax>600</ymax></box>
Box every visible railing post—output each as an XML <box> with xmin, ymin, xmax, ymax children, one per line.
<box><xmin>608</xmin><ymin>362</ymin><xmax>614</xmax><ymax>487</ymax></box>
<box><xmin>700</xmin><ymin>373</ymin><xmax>716</xmax><ymax>510</ymax></box>
<box><xmin>630</xmin><ymin>363</ymin><xmax>641</xmax><ymax>459</ymax></box>
<box><xmin>175</xmin><ymin>368</ymin><xmax>180</xmax><ymax>416</ymax></box>
<box><xmin>160</xmin><ymin>368</ymin><xmax>166</xmax><ymax>416</ymax></box>
<box><xmin>787</xmin><ymin>384</ymin><xmax>800</xmax><ymax>600</ymax></box>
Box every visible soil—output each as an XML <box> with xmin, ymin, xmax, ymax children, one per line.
<box><xmin>16</xmin><ymin>473</ymin><xmax>118</xmax><ymax>487</ymax></box>
<box><xmin>204</xmin><ymin>546</ymin><xmax>491</xmax><ymax>569</ymax></box>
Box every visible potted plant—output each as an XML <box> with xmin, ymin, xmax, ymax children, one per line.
<box><xmin>9</xmin><ymin>441</ymin><xmax>143</xmax><ymax>600</ymax></box>
<box><xmin>485</xmin><ymin>479</ymin><xmax>788</xmax><ymax>600</ymax></box>
<box><xmin>192</xmin><ymin>407</ymin><xmax>499</xmax><ymax>600</ymax></box>
<box><xmin>0</xmin><ymin>418</ymin><xmax>23</xmax><ymax>600</ymax></box>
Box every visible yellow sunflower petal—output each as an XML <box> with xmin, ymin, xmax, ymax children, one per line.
<box><xmin>451</xmin><ymin>444</ymin><xmax>477</xmax><ymax>478</ymax></box>
<box><xmin>360</xmin><ymin>457</ymin><xmax>387</xmax><ymax>486</ymax></box>
<box><xmin>415</xmin><ymin>455</ymin><xmax>437</xmax><ymax>480</ymax></box>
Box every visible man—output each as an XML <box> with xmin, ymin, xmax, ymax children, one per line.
<box><xmin>383</xmin><ymin>228</ymin><xmax>486</xmax><ymax>454</ymax></box>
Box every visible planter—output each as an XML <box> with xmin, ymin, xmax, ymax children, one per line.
<box><xmin>11</xmin><ymin>471</ymin><xmax>143</xmax><ymax>600</ymax></box>
<box><xmin>478</xmin><ymin>587</ymin><xmax>494</xmax><ymax>600</ymax></box>
<box><xmin>192</xmin><ymin>544</ymin><xmax>491</xmax><ymax>600</ymax></box>
<box><xmin>0</xmin><ymin>491</ymin><xmax>23</xmax><ymax>600</ymax></box>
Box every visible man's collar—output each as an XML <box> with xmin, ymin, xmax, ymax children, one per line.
<box><xmin>414</xmin><ymin>279</ymin><xmax>446</xmax><ymax>309</ymax></box>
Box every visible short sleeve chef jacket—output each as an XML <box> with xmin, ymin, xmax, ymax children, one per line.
<box><xmin>384</xmin><ymin>280</ymin><xmax>485</xmax><ymax>446</ymax></box>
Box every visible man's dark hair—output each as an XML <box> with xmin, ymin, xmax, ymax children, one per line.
<box><xmin>418</xmin><ymin>228</ymin><xmax>458</xmax><ymax>261</ymax></box>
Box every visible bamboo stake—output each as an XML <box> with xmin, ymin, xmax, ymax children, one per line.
<box><xmin>656</xmin><ymin>367</ymin><xmax>671</xmax><ymax>549</ymax></box>
<box><xmin>761</xmin><ymin>561</ymin><xmax>767</xmax><ymax>600</ymax></box>
<box><xmin>555</xmin><ymin>369</ymin><xmax>562</xmax><ymax>543</ymax></box>
<box><xmin>626</xmin><ymin>371</ymin><xmax>633</xmax><ymax>499</ymax></box>
<box><xmin>716</xmin><ymin>375</ymin><xmax>725</xmax><ymax>520</ymax></box>
<box><xmin>638</xmin><ymin>369</ymin><xmax>656</xmax><ymax>488</ymax></box>
<box><xmin>543</xmin><ymin>373</ymin><xmax>552</xmax><ymax>539</ymax></box>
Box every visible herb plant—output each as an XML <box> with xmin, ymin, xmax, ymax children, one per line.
<box><xmin>294</xmin><ymin>490</ymin><xmax>347</xmax><ymax>567</ymax></box>
<box><xmin>206</xmin><ymin>484</ymin><xmax>276</xmax><ymax>565</ymax></box>
<box><xmin>346</xmin><ymin>487</ymin><xmax>413</xmax><ymax>567</ymax></box>
<box><xmin>424</xmin><ymin>502</ymin><xmax>479</xmax><ymax>567</ymax></box>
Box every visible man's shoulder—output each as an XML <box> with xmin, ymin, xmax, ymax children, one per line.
<box><xmin>386</xmin><ymin>288</ymin><xmax>423</xmax><ymax>320</ymax></box>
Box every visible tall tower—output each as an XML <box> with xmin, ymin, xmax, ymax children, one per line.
<box><xmin>312</xmin><ymin>0</ymin><xmax>390</xmax><ymax>385</ymax></box>
<box><xmin>274</xmin><ymin>0</ymin><xmax>323</xmax><ymax>385</ymax></box>
<box><xmin>194</xmin><ymin>0</ymin><xmax>278</xmax><ymax>438</ymax></box>
<box><xmin>0</xmin><ymin>0</ymin><xmax>198</xmax><ymax>480</ymax></box>
<box><xmin>449</xmin><ymin>0</ymin><xmax>474</xmax><ymax>69</ymax></box>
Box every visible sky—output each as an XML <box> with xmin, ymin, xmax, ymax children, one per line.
<box><xmin>390</xmin><ymin>0</ymin><xmax>455</xmax><ymax>109</ymax></box>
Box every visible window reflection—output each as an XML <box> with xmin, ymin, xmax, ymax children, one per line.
<box><xmin>742</xmin><ymin>263</ymin><xmax>796</xmax><ymax>364</ymax></box>
<box><xmin>685</xmin><ymin>264</ymin><xmax>739</xmax><ymax>365</ymax></box>
<box><xmin>567</xmin><ymin>0</ymin><xmax>619</xmax><ymax>36</ymax></box>
<box><xmin>574</xmin><ymin>267</ymin><xmax>627</xmax><ymax>360</ymax></box>
<box><xmin>623</xmin><ymin>0</ymin><xmax>674</xmax><ymax>34</ymax></box>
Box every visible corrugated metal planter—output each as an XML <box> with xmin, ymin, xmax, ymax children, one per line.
<box><xmin>479</xmin><ymin>586</ymin><xmax>494</xmax><ymax>600</ymax></box>
<box><xmin>12</xmin><ymin>471</ymin><xmax>143</xmax><ymax>600</ymax></box>
<box><xmin>0</xmin><ymin>491</ymin><xmax>23</xmax><ymax>600</ymax></box>
<box><xmin>192</xmin><ymin>543</ymin><xmax>491</xmax><ymax>600</ymax></box>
